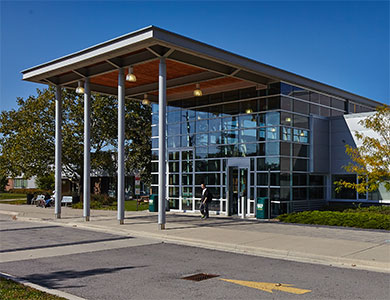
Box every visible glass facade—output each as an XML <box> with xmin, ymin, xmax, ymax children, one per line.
<box><xmin>151</xmin><ymin>82</ymin><xmax>376</xmax><ymax>216</ymax></box>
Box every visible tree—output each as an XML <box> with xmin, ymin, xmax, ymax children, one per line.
<box><xmin>36</xmin><ymin>174</ymin><xmax>55</xmax><ymax>191</ymax></box>
<box><xmin>124</xmin><ymin>100</ymin><xmax>152</xmax><ymax>185</ymax></box>
<box><xmin>0</xmin><ymin>86</ymin><xmax>151</xmax><ymax>195</ymax></box>
<box><xmin>0</xmin><ymin>175</ymin><xmax>8</xmax><ymax>192</ymax></box>
<box><xmin>334</xmin><ymin>105</ymin><xmax>390</xmax><ymax>194</ymax></box>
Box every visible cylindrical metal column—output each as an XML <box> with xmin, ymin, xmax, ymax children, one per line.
<box><xmin>268</xmin><ymin>168</ymin><xmax>271</xmax><ymax>221</ymax></box>
<box><xmin>158</xmin><ymin>57</ymin><xmax>167</xmax><ymax>230</ymax></box>
<box><xmin>83</xmin><ymin>78</ymin><xmax>91</xmax><ymax>221</ymax></box>
<box><xmin>118</xmin><ymin>68</ymin><xmax>125</xmax><ymax>224</ymax></box>
<box><xmin>241</xmin><ymin>196</ymin><xmax>246</xmax><ymax>219</ymax></box>
<box><xmin>55</xmin><ymin>85</ymin><xmax>62</xmax><ymax>219</ymax></box>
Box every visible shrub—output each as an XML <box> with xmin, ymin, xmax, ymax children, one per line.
<box><xmin>278</xmin><ymin>210</ymin><xmax>390</xmax><ymax>230</ymax></box>
<box><xmin>72</xmin><ymin>200</ymin><xmax>103</xmax><ymax>210</ymax></box>
<box><xmin>8</xmin><ymin>188</ymin><xmax>51</xmax><ymax>195</ymax></box>
<box><xmin>72</xmin><ymin>195</ymin><xmax>116</xmax><ymax>209</ymax></box>
<box><xmin>343</xmin><ymin>205</ymin><xmax>390</xmax><ymax>215</ymax></box>
<box><xmin>91</xmin><ymin>194</ymin><xmax>116</xmax><ymax>205</ymax></box>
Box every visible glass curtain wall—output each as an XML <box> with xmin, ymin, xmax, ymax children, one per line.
<box><xmin>150</xmin><ymin>82</ymin><xmax>373</xmax><ymax>215</ymax></box>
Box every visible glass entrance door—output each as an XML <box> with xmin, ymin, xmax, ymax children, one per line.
<box><xmin>228</xmin><ymin>167</ymin><xmax>239</xmax><ymax>216</ymax></box>
<box><xmin>228</xmin><ymin>165</ymin><xmax>249</xmax><ymax>217</ymax></box>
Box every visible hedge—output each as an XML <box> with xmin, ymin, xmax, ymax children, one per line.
<box><xmin>72</xmin><ymin>194</ymin><xmax>116</xmax><ymax>209</ymax></box>
<box><xmin>7</xmin><ymin>188</ymin><xmax>52</xmax><ymax>195</ymax></box>
<box><xmin>343</xmin><ymin>206</ymin><xmax>390</xmax><ymax>215</ymax></box>
<box><xmin>278</xmin><ymin>210</ymin><xmax>390</xmax><ymax>230</ymax></box>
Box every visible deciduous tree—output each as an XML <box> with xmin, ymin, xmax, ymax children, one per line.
<box><xmin>334</xmin><ymin>105</ymin><xmax>390</xmax><ymax>193</ymax></box>
<box><xmin>0</xmin><ymin>86</ymin><xmax>151</xmax><ymax>195</ymax></box>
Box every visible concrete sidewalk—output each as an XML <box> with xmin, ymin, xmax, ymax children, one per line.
<box><xmin>1</xmin><ymin>203</ymin><xmax>389</xmax><ymax>274</ymax></box>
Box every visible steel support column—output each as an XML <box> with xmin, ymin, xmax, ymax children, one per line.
<box><xmin>83</xmin><ymin>78</ymin><xmax>91</xmax><ymax>221</ymax></box>
<box><xmin>118</xmin><ymin>68</ymin><xmax>125</xmax><ymax>224</ymax></box>
<box><xmin>158</xmin><ymin>57</ymin><xmax>167</xmax><ymax>230</ymax></box>
<box><xmin>55</xmin><ymin>85</ymin><xmax>62</xmax><ymax>219</ymax></box>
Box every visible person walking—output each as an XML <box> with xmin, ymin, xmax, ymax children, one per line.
<box><xmin>200</xmin><ymin>183</ymin><xmax>212</xmax><ymax>219</ymax></box>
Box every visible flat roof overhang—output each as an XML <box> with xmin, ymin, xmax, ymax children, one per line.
<box><xmin>22</xmin><ymin>25</ymin><xmax>381</xmax><ymax>106</ymax></box>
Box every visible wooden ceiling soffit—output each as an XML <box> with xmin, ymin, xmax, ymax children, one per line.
<box><xmin>163</xmin><ymin>76</ymin><xmax>242</xmax><ymax>95</ymax></box>
<box><xmin>89</xmin><ymin>59</ymin><xmax>206</xmax><ymax>89</ymax></box>
<box><xmin>126</xmin><ymin>71</ymin><xmax>224</xmax><ymax>97</ymax></box>
<box><xmin>47</xmin><ymin>49</ymin><xmax>158</xmax><ymax>86</ymax></box>
<box><xmin>65</xmin><ymin>77</ymin><xmax>258</xmax><ymax>102</ymax></box>
<box><xmin>166</xmin><ymin>81</ymin><xmax>255</xmax><ymax>102</ymax></box>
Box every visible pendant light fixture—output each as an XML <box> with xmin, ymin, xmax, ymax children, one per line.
<box><xmin>142</xmin><ymin>94</ymin><xmax>150</xmax><ymax>105</ymax></box>
<box><xmin>126</xmin><ymin>66</ymin><xmax>137</xmax><ymax>82</ymax></box>
<box><xmin>193</xmin><ymin>83</ymin><xmax>202</xmax><ymax>97</ymax></box>
<box><xmin>76</xmin><ymin>80</ymin><xmax>85</xmax><ymax>94</ymax></box>
<box><xmin>245</xmin><ymin>108</ymin><xmax>253</xmax><ymax>114</ymax></box>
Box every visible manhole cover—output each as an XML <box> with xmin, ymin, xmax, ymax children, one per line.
<box><xmin>182</xmin><ymin>273</ymin><xmax>219</xmax><ymax>281</ymax></box>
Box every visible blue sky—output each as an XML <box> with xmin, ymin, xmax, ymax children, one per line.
<box><xmin>1</xmin><ymin>1</ymin><xmax>389</xmax><ymax>112</ymax></box>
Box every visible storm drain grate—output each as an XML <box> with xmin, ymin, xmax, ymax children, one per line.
<box><xmin>181</xmin><ymin>273</ymin><xmax>219</xmax><ymax>281</ymax></box>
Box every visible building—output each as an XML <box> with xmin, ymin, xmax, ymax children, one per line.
<box><xmin>21</xmin><ymin>26</ymin><xmax>387</xmax><ymax>225</ymax></box>
<box><xmin>150</xmin><ymin>83</ymin><xmax>388</xmax><ymax>218</ymax></box>
<box><xmin>330</xmin><ymin>112</ymin><xmax>389</xmax><ymax>203</ymax></box>
<box><xmin>5</xmin><ymin>176</ymin><xmax>37</xmax><ymax>191</ymax></box>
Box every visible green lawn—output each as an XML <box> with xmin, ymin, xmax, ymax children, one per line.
<box><xmin>123</xmin><ymin>200</ymin><xmax>150</xmax><ymax>211</ymax></box>
<box><xmin>0</xmin><ymin>277</ymin><xmax>66</xmax><ymax>300</ymax></box>
<box><xmin>0</xmin><ymin>200</ymin><xmax>26</xmax><ymax>205</ymax></box>
<box><xmin>0</xmin><ymin>193</ymin><xmax>26</xmax><ymax>200</ymax></box>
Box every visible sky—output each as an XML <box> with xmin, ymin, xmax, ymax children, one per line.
<box><xmin>1</xmin><ymin>1</ymin><xmax>389</xmax><ymax>112</ymax></box>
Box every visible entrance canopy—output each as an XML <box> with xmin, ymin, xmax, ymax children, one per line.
<box><xmin>21</xmin><ymin>25</ymin><xmax>375</xmax><ymax>106</ymax></box>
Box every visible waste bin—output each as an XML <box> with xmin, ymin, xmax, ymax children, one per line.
<box><xmin>26</xmin><ymin>193</ymin><xmax>34</xmax><ymax>205</ymax></box>
<box><xmin>149</xmin><ymin>194</ymin><xmax>158</xmax><ymax>212</ymax></box>
<box><xmin>256</xmin><ymin>197</ymin><xmax>268</xmax><ymax>219</ymax></box>
<box><xmin>149</xmin><ymin>195</ymin><xmax>170</xmax><ymax>212</ymax></box>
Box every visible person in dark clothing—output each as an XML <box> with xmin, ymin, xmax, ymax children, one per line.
<box><xmin>200</xmin><ymin>183</ymin><xmax>212</xmax><ymax>219</ymax></box>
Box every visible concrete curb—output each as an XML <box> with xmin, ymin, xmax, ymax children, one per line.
<box><xmin>0</xmin><ymin>272</ymin><xmax>86</xmax><ymax>300</ymax></box>
<box><xmin>3</xmin><ymin>210</ymin><xmax>389</xmax><ymax>274</ymax></box>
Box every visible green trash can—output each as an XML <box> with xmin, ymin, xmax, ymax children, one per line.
<box><xmin>256</xmin><ymin>197</ymin><xmax>268</xmax><ymax>219</ymax></box>
<box><xmin>149</xmin><ymin>194</ymin><xmax>158</xmax><ymax>212</ymax></box>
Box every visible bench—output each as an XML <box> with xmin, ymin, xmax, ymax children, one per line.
<box><xmin>61</xmin><ymin>196</ymin><xmax>73</xmax><ymax>207</ymax></box>
<box><xmin>136</xmin><ymin>195</ymin><xmax>149</xmax><ymax>211</ymax></box>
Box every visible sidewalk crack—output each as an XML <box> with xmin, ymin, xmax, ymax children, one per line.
<box><xmin>341</xmin><ymin>242</ymin><xmax>387</xmax><ymax>258</ymax></box>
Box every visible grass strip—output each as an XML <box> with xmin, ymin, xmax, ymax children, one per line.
<box><xmin>0</xmin><ymin>277</ymin><xmax>66</xmax><ymax>300</ymax></box>
<box><xmin>0</xmin><ymin>193</ymin><xmax>26</xmax><ymax>200</ymax></box>
<box><xmin>0</xmin><ymin>200</ymin><xmax>26</xmax><ymax>205</ymax></box>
